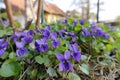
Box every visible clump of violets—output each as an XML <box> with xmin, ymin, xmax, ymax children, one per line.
<box><xmin>39</xmin><ymin>25</ymin><xmax>51</xmax><ymax>38</ymax></box>
<box><xmin>90</xmin><ymin>24</ymin><xmax>110</xmax><ymax>39</ymax></box>
<box><xmin>56</xmin><ymin>40</ymin><xmax>81</xmax><ymax>71</ymax></box>
<box><xmin>15</xmin><ymin>41</ymin><xmax>28</xmax><ymax>56</ymax></box>
<box><xmin>35</xmin><ymin>26</ymin><xmax>51</xmax><ymax>52</ymax></box>
<box><xmin>0</xmin><ymin>38</ymin><xmax>8</xmax><ymax>56</ymax></box>
<box><xmin>81</xmin><ymin>23</ymin><xmax>110</xmax><ymax>39</ymax></box>
<box><xmin>51</xmin><ymin>32</ymin><xmax>60</xmax><ymax>48</ymax></box>
<box><xmin>35</xmin><ymin>38</ymin><xmax>49</xmax><ymax>53</ymax></box>
<box><xmin>69</xmin><ymin>41</ymin><xmax>81</xmax><ymax>61</ymax></box>
<box><xmin>56</xmin><ymin>50</ymin><xmax>73</xmax><ymax>71</ymax></box>
<box><xmin>11</xmin><ymin>30</ymin><xmax>35</xmax><ymax>56</ymax></box>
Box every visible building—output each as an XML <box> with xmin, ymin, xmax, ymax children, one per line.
<box><xmin>9</xmin><ymin>0</ymin><xmax>65</xmax><ymax>23</ymax></box>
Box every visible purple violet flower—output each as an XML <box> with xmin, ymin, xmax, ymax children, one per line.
<box><xmin>56</xmin><ymin>50</ymin><xmax>73</xmax><ymax>71</ymax></box>
<box><xmin>15</xmin><ymin>41</ymin><xmax>25</xmax><ymax>49</ymax></box>
<box><xmin>58</xmin><ymin>29</ymin><xmax>66</xmax><ymax>39</ymax></box>
<box><xmin>67</xmin><ymin>32</ymin><xmax>76</xmax><ymax>38</ymax></box>
<box><xmin>27</xmin><ymin>30</ymin><xmax>35</xmax><ymax>36</ymax></box>
<box><xmin>72</xmin><ymin>51</ymin><xmax>81</xmax><ymax>61</ymax></box>
<box><xmin>72</xmin><ymin>19</ymin><xmax>78</xmax><ymax>26</ymax></box>
<box><xmin>15</xmin><ymin>41</ymin><xmax>28</xmax><ymax>56</ymax></box>
<box><xmin>1</xmin><ymin>18</ymin><xmax>9</xmax><ymax>26</ymax></box>
<box><xmin>69</xmin><ymin>43</ymin><xmax>79</xmax><ymax>52</ymax></box>
<box><xmin>90</xmin><ymin>25</ymin><xmax>110</xmax><ymax>39</ymax></box>
<box><xmin>16</xmin><ymin>48</ymin><xmax>28</xmax><ymax>56</ymax></box>
<box><xmin>103</xmin><ymin>34</ymin><xmax>110</xmax><ymax>39</ymax></box>
<box><xmin>51</xmin><ymin>32</ymin><xmax>57</xmax><ymax>41</ymax></box>
<box><xmin>0</xmin><ymin>38</ymin><xmax>8</xmax><ymax>56</ymax></box>
<box><xmin>61</xmin><ymin>19</ymin><xmax>67</xmax><ymax>24</ymax></box>
<box><xmin>35</xmin><ymin>39</ymin><xmax>49</xmax><ymax>52</ymax></box>
<box><xmin>80</xmin><ymin>20</ymin><xmax>85</xmax><ymax>25</ymax></box>
<box><xmin>108</xmin><ymin>24</ymin><xmax>114</xmax><ymax>31</ymax></box>
<box><xmin>52</xmin><ymin>40</ymin><xmax>60</xmax><ymax>48</ymax></box>
<box><xmin>69</xmin><ymin>40</ymin><xmax>75</xmax><ymax>44</ymax></box>
<box><xmin>69</xmin><ymin>43</ymin><xmax>81</xmax><ymax>61</ymax></box>
<box><xmin>82</xmin><ymin>28</ymin><xmax>90</xmax><ymax>36</ymax></box>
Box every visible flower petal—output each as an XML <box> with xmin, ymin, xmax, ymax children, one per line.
<box><xmin>0</xmin><ymin>49</ymin><xmax>5</xmax><ymax>56</ymax></box>
<box><xmin>72</xmin><ymin>51</ymin><xmax>81</xmax><ymax>61</ymax></box>
<box><xmin>80</xmin><ymin>20</ymin><xmax>84</xmax><ymax>25</ymax></box>
<box><xmin>16</xmin><ymin>48</ymin><xmax>28</xmax><ymax>56</ymax></box>
<box><xmin>68</xmin><ymin>61</ymin><xmax>73</xmax><ymax>71</ymax></box>
<box><xmin>56</xmin><ymin>53</ymin><xmax>64</xmax><ymax>61</ymax></box>
<box><xmin>15</xmin><ymin>41</ymin><xmax>25</xmax><ymax>49</ymax></box>
<box><xmin>72</xmin><ymin>43</ymin><xmax>79</xmax><ymax>52</ymax></box>
<box><xmin>0</xmin><ymin>38</ymin><xmax>4</xmax><ymax>43</ymax></box>
<box><xmin>64</xmin><ymin>50</ymin><xmax>71</xmax><ymax>60</ymax></box>
<box><xmin>59</xmin><ymin>62</ymin><xmax>64</xmax><ymax>71</ymax></box>
<box><xmin>51</xmin><ymin>32</ymin><xmax>57</xmax><ymax>40</ymax></box>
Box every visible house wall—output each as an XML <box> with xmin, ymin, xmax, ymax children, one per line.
<box><xmin>44</xmin><ymin>12</ymin><xmax>64</xmax><ymax>23</ymax></box>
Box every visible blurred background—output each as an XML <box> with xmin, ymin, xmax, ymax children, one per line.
<box><xmin>0</xmin><ymin>0</ymin><xmax>120</xmax><ymax>28</ymax></box>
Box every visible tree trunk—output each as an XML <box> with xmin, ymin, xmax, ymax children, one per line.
<box><xmin>4</xmin><ymin>0</ymin><xmax>14</xmax><ymax>27</ymax></box>
<box><xmin>86</xmin><ymin>0</ymin><xmax>90</xmax><ymax>20</ymax></box>
<box><xmin>35</xmin><ymin>0</ymin><xmax>42</xmax><ymax>29</ymax></box>
<box><xmin>97</xmin><ymin>0</ymin><xmax>100</xmax><ymax>23</ymax></box>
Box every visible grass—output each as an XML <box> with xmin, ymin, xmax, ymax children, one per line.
<box><xmin>0</xmin><ymin>12</ymin><xmax>7</xmax><ymax>19</ymax></box>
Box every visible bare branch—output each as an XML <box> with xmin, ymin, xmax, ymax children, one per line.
<box><xmin>4</xmin><ymin>0</ymin><xmax>14</xmax><ymax>27</ymax></box>
<box><xmin>35</xmin><ymin>0</ymin><xmax>42</xmax><ymax>29</ymax></box>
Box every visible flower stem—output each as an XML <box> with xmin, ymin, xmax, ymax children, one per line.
<box><xmin>18</xmin><ymin>67</ymin><xmax>29</xmax><ymax>80</ymax></box>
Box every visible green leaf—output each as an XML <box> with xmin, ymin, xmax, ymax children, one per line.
<box><xmin>9</xmin><ymin>52</ymin><xmax>16</xmax><ymax>59</ymax></box>
<box><xmin>74</xmin><ymin>27</ymin><xmax>81</xmax><ymax>31</ymax></box>
<box><xmin>47</xmin><ymin>67</ymin><xmax>57</xmax><ymax>77</ymax></box>
<box><xmin>35</xmin><ymin>56</ymin><xmax>43</xmax><ymax>64</ymax></box>
<box><xmin>0</xmin><ymin>60</ymin><xmax>21</xmax><ymax>77</ymax></box>
<box><xmin>0</xmin><ymin>30</ymin><xmax>5</xmax><ymax>37</ymax></box>
<box><xmin>80</xmin><ymin>34</ymin><xmax>86</xmax><ymax>42</ymax></box>
<box><xmin>31</xmin><ymin>69</ymin><xmax>37</xmax><ymax>77</ymax></box>
<box><xmin>99</xmin><ymin>60</ymin><xmax>111</xmax><ymax>66</ymax></box>
<box><xmin>42</xmin><ymin>55</ymin><xmax>50</xmax><ymax>65</ymax></box>
<box><xmin>106</xmin><ymin>44</ymin><xmax>114</xmax><ymax>51</ymax></box>
<box><xmin>81</xmin><ymin>55</ymin><xmax>87</xmax><ymax>61</ymax></box>
<box><xmin>35</xmin><ymin>55</ymin><xmax>50</xmax><ymax>65</ymax></box>
<box><xmin>0</xmin><ymin>52</ymin><xmax>9</xmax><ymax>59</ymax></box>
<box><xmin>68</xmin><ymin>72</ymin><xmax>81</xmax><ymax>80</ymax></box>
<box><xmin>79</xmin><ymin>64</ymin><xmax>89</xmax><ymax>75</ymax></box>
<box><xmin>5</xmin><ymin>27</ymin><xmax>13</xmax><ymax>35</ymax></box>
<box><xmin>29</xmin><ymin>23</ymin><xmax>35</xmax><ymax>30</ymax></box>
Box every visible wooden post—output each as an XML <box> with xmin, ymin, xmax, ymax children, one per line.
<box><xmin>35</xmin><ymin>0</ymin><xmax>42</xmax><ymax>29</ymax></box>
<box><xmin>4</xmin><ymin>0</ymin><xmax>14</xmax><ymax>27</ymax></box>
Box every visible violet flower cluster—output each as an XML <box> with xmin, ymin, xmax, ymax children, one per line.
<box><xmin>61</xmin><ymin>19</ymin><xmax>85</xmax><ymax>26</ymax></box>
<box><xmin>82</xmin><ymin>23</ymin><xmax>110</xmax><ymax>39</ymax></box>
<box><xmin>35</xmin><ymin>26</ymin><xmax>61</xmax><ymax>53</ymax></box>
<box><xmin>11</xmin><ymin>30</ymin><xmax>35</xmax><ymax>56</ymax></box>
<box><xmin>56</xmin><ymin>40</ymin><xmax>81</xmax><ymax>72</ymax></box>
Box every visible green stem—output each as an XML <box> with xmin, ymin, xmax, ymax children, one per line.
<box><xmin>18</xmin><ymin>67</ymin><xmax>29</xmax><ymax>80</ymax></box>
